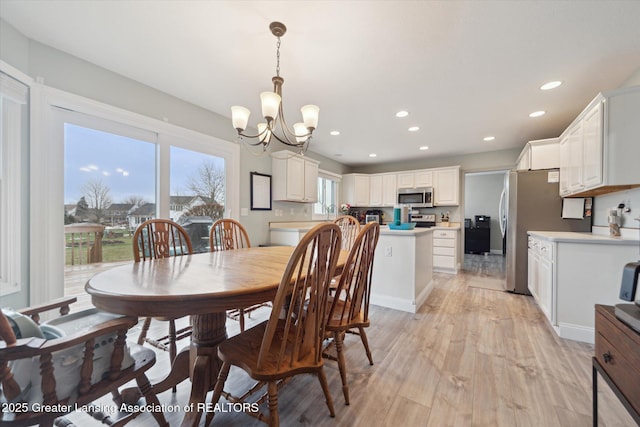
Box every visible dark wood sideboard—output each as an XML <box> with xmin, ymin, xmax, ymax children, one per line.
<box><xmin>593</xmin><ymin>304</ymin><xmax>640</xmax><ymax>426</ymax></box>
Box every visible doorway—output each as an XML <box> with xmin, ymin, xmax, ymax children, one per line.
<box><xmin>462</xmin><ymin>170</ymin><xmax>508</xmax><ymax>279</ymax></box>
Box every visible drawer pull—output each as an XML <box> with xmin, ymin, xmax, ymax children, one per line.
<box><xmin>603</xmin><ymin>352</ymin><xmax>613</xmax><ymax>364</ymax></box>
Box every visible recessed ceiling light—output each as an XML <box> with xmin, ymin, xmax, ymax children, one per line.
<box><xmin>408</xmin><ymin>126</ymin><xmax>420</xmax><ymax>132</ymax></box>
<box><xmin>330</xmin><ymin>130</ymin><xmax>340</xmax><ymax>136</ymax></box>
<box><xmin>396</xmin><ymin>110</ymin><xmax>409</xmax><ymax>118</ymax></box>
<box><xmin>483</xmin><ymin>136</ymin><xmax>495</xmax><ymax>141</ymax></box>
<box><xmin>369</xmin><ymin>153</ymin><xmax>377</xmax><ymax>158</ymax></box>
<box><xmin>419</xmin><ymin>146</ymin><xmax>429</xmax><ymax>150</ymax></box>
<box><xmin>529</xmin><ymin>110</ymin><xmax>546</xmax><ymax>118</ymax></box>
<box><xmin>540</xmin><ymin>81</ymin><xmax>562</xmax><ymax>90</ymax></box>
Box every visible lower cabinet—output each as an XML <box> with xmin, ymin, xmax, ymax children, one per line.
<box><xmin>432</xmin><ymin>228</ymin><xmax>459</xmax><ymax>274</ymax></box>
<box><xmin>527</xmin><ymin>236</ymin><xmax>554</xmax><ymax>325</ymax></box>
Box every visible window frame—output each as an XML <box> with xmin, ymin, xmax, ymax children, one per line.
<box><xmin>30</xmin><ymin>84</ymin><xmax>240</xmax><ymax>306</ymax></box>
<box><xmin>312</xmin><ymin>169</ymin><xmax>342</xmax><ymax>221</ymax></box>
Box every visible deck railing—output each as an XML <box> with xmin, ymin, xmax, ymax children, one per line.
<box><xmin>64</xmin><ymin>223</ymin><xmax>105</xmax><ymax>265</ymax></box>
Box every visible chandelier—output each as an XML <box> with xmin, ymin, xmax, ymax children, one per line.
<box><xmin>231</xmin><ymin>22</ymin><xmax>319</xmax><ymax>152</ymax></box>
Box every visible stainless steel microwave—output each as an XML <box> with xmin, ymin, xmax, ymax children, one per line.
<box><xmin>397</xmin><ymin>187</ymin><xmax>433</xmax><ymax>208</ymax></box>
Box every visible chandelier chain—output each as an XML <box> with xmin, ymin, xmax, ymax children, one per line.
<box><xmin>276</xmin><ymin>37</ymin><xmax>281</xmax><ymax>77</ymax></box>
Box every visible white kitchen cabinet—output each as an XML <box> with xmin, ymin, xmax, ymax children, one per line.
<box><xmin>559</xmin><ymin>86</ymin><xmax>640</xmax><ymax>197</ymax></box>
<box><xmin>369</xmin><ymin>173</ymin><xmax>397</xmax><ymax>207</ymax></box>
<box><xmin>369</xmin><ymin>174</ymin><xmax>383</xmax><ymax>206</ymax></box>
<box><xmin>342</xmin><ymin>173</ymin><xmax>370</xmax><ymax>207</ymax></box>
<box><xmin>432</xmin><ymin>228</ymin><xmax>459</xmax><ymax>273</ymax></box>
<box><xmin>382</xmin><ymin>173</ymin><xmax>397</xmax><ymax>206</ymax></box>
<box><xmin>415</xmin><ymin>171</ymin><xmax>433</xmax><ymax>188</ymax></box>
<box><xmin>528</xmin><ymin>231</ymin><xmax>638</xmax><ymax>344</ymax></box>
<box><xmin>433</xmin><ymin>166</ymin><xmax>460</xmax><ymax>206</ymax></box>
<box><xmin>272</xmin><ymin>150</ymin><xmax>319</xmax><ymax>203</ymax></box>
<box><xmin>397</xmin><ymin>172</ymin><xmax>415</xmax><ymax>189</ymax></box>
<box><xmin>516</xmin><ymin>138</ymin><xmax>560</xmax><ymax>171</ymax></box>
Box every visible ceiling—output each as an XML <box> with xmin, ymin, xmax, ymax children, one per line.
<box><xmin>2</xmin><ymin>1</ymin><xmax>640</xmax><ymax>167</ymax></box>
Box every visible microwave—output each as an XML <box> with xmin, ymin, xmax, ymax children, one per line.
<box><xmin>397</xmin><ymin>187</ymin><xmax>433</xmax><ymax>208</ymax></box>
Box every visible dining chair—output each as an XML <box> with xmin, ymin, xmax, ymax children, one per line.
<box><xmin>206</xmin><ymin>222</ymin><xmax>342</xmax><ymax>427</ymax></box>
<box><xmin>132</xmin><ymin>219</ymin><xmax>193</xmax><ymax>374</ymax></box>
<box><xmin>209</xmin><ymin>218</ymin><xmax>269</xmax><ymax>332</ymax></box>
<box><xmin>0</xmin><ymin>297</ymin><xmax>168</xmax><ymax>427</ymax></box>
<box><xmin>324</xmin><ymin>221</ymin><xmax>380</xmax><ymax>405</ymax></box>
<box><xmin>334</xmin><ymin>215</ymin><xmax>361</xmax><ymax>251</ymax></box>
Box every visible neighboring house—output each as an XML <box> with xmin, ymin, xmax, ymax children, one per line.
<box><xmin>127</xmin><ymin>202</ymin><xmax>156</xmax><ymax>229</ymax></box>
<box><xmin>104</xmin><ymin>203</ymin><xmax>134</xmax><ymax>226</ymax></box>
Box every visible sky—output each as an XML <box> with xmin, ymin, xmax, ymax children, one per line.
<box><xmin>64</xmin><ymin>123</ymin><xmax>224</xmax><ymax>205</ymax></box>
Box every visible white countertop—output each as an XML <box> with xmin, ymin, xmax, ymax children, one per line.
<box><xmin>379</xmin><ymin>226</ymin><xmax>433</xmax><ymax>236</ymax></box>
<box><xmin>528</xmin><ymin>230</ymin><xmax>640</xmax><ymax>245</ymax></box>
<box><xmin>270</xmin><ymin>221</ymin><xmax>460</xmax><ymax>233</ymax></box>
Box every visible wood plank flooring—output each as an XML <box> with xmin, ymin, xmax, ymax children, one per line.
<box><xmin>62</xmin><ymin>267</ymin><xmax>635</xmax><ymax>426</ymax></box>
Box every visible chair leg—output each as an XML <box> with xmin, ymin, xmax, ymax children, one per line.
<box><xmin>358</xmin><ymin>326</ymin><xmax>374</xmax><ymax>365</ymax></box>
<box><xmin>136</xmin><ymin>373</ymin><xmax>169</xmax><ymax>427</ymax></box>
<box><xmin>333</xmin><ymin>331</ymin><xmax>350</xmax><ymax>405</ymax></box>
<box><xmin>168</xmin><ymin>320</ymin><xmax>177</xmax><ymax>393</ymax></box>
<box><xmin>206</xmin><ymin>361</ymin><xmax>231</xmax><ymax>427</ymax></box>
<box><xmin>316</xmin><ymin>367</ymin><xmax>336</xmax><ymax>417</ymax></box>
<box><xmin>239</xmin><ymin>308</ymin><xmax>245</xmax><ymax>332</ymax></box>
<box><xmin>267</xmin><ymin>381</ymin><xmax>279</xmax><ymax>427</ymax></box>
<box><xmin>138</xmin><ymin>317</ymin><xmax>152</xmax><ymax>345</ymax></box>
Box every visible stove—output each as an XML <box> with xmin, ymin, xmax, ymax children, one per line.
<box><xmin>411</xmin><ymin>213</ymin><xmax>436</xmax><ymax>228</ymax></box>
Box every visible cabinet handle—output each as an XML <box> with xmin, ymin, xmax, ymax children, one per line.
<box><xmin>603</xmin><ymin>352</ymin><xmax>613</xmax><ymax>364</ymax></box>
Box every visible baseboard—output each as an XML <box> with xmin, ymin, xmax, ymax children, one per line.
<box><xmin>556</xmin><ymin>322</ymin><xmax>595</xmax><ymax>344</ymax></box>
<box><xmin>370</xmin><ymin>281</ymin><xmax>434</xmax><ymax>314</ymax></box>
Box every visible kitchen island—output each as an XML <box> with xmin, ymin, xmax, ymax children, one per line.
<box><xmin>371</xmin><ymin>226</ymin><xmax>434</xmax><ymax>313</ymax></box>
<box><xmin>269</xmin><ymin>221</ymin><xmax>434</xmax><ymax>314</ymax></box>
<box><xmin>528</xmin><ymin>230</ymin><xmax>639</xmax><ymax>343</ymax></box>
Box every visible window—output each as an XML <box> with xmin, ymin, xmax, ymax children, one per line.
<box><xmin>313</xmin><ymin>171</ymin><xmax>341</xmax><ymax>220</ymax></box>
<box><xmin>0</xmin><ymin>72</ymin><xmax>28</xmax><ymax>297</ymax></box>
<box><xmin>30</xmin><ymin>87</ymin><xmax>240</xmax><ymax>306</ymax></box>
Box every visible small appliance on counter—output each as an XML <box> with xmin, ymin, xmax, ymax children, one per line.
<box><xmin>615</xmin><ymin>218</ymin><xmax>640</xmax><ymax>332</ymax></box>
<box><xmin>365</xmin><ymin>209</ymin><xmax>384</xmax><ymax>224</ymax></box>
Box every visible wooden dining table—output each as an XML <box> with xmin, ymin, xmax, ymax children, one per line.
<box><xmin>85</xmin><ymin>245</ymin><xmax>347</xmax><ymax>427</ymax></box>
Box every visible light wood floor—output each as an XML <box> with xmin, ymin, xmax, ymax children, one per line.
<box><xmin>63</xmin><ymin>269</ymin><xmax>635</xmax><ymax>426</ymax></box>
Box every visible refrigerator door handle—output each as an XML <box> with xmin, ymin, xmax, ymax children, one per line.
<box><xmin>499</xmin><ymin>189</ymin><xmax>506</xmax><ymax>237</ymax></box>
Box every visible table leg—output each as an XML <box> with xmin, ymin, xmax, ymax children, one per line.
<box><xmin>180</xmin><ymin>312</ymin><xmax>228</xmax><ymax>427</ymax></box>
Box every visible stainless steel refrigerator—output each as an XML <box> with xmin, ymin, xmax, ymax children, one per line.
<box><xmin>501</xmin><ymin>169</ymin><xmax>591</xmax><ymax>294</ymax></box>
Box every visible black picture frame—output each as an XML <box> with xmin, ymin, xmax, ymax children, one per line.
<box><xmin>250</xmin><ymin>172</ymin><xmax>272</xmax><ymax>210</ymax></box>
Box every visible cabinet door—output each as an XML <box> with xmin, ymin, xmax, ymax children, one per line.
<box><xmin>382</xmin><ymin>174</ymin><xmax>397</xmax><ymax>206</ymax></box>
<box><xmin>559</xmin><ymin>134</ymin><xmax>570</xmax><ymax>196</ymax></box>
<box><xmin>415</xmin><ymin>171</ymin><xmax>433</xmax><ymax>187</ymax></box>
<box><xmin>354</xmin><ymin>175</ymin><xmax>370</xmax><ymax>206</ymax></box>
<box><xmin>397</xmin><ymin>173</ymin><xmax>414</xmax><ymax>189</ymax></box>
<box><xmin>567</xmin><ymin>123</ymin><xmax>584</xmax><ymax>193</ymax></box>
<box><xmin>516</xmin><ymin>146</ymin><xmax>531</xmax><ymax>170</ymax></box>
<box><xmin>369</xmin><ymin>174</ymin><xmax>383</xmax><ymax>206</ymax></box>
<box><xmin>286</xmin><ymin>156</ymin><xmax>305</xmax><ymax>201</ymax></box>
<box><xmin>539</xmin><ymin>257</ymin><xmax>552</xmax><ymax>322</ymax></box>
<box><xmin>582</xmin><ymin>101</ymin><xmax>603</xmax><ymax>189</ymax></box>
<box><xmin>303</xmin><ymin>160</ymin><xmax>318</xmax><ymax>202</ymax></box>
<box><xmin>434</xmin><ymin>168</ymin><xmax>459</xmax><ymax>206</ymax></box>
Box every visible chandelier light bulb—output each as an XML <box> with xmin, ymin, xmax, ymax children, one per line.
<box><xmin>293</xmin><ymin>122</ymin><xmax>308</xmax><ymax>143</ymax></box>
<box><xmin>257</xmin><ymin>122</ymin><xmax>272</xmax><ymax>144</ymax></box>
<box><xmin>301</xmin><ymin>105</ymin><xmax>320</xmax><ymax>130</ymax></box>
<box><xmin>231</xmin><ymin>106</ymin><xmax>250</xmax><ymax>131</ymax></box>
<box><xmin>260</xmin><ymin>92</ymin><xmax>281</xmax><ymax>122</ymax></box>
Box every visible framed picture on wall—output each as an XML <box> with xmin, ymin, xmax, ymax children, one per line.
<box><xmin>250</xmin><ymin>172</ymin><xmax>272</xmax><ymax>210</ymax></box>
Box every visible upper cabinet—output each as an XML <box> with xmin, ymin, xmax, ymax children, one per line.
<box><xmin>397</xmin><ymin>171</ymin><xmax>433</xmax><ymax>188</ymax></box>
<box><xmin>433</xmin><ymin>166</ymin><xmax>460</xmax><ymax>206</ymax></box>
<box><xmin>515</xmin><ymin>138</ymin><xmax>560</xmax><ymax>171</ymax></box>
<box><xmin>367</xmin><ymin>173</ymin><xmax>397</xmax><ymax>207</ymax></box>
<box><xmin>559</xmin><ymin>86</ymin><xmax>640</xmax><ymax>197</ymax></box>
<box><xmin>272</xmin><ymin>150</ymin><xmax>319</xmax><ymax>203</ymax></box>
<box><xmin>342</xmin><ymin>173</ymin><xmax>370</xmax><ymax>207</ymax></box>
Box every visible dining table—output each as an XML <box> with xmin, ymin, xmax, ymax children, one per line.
<box><xmin>85</xmin><ymin>245</ymin><xmax>347</xmax><ymax>427</ymax></box>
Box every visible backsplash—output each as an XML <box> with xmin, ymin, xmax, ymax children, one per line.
<box><xmin>593</xmin><ymin>187</ymin><xmax>640</xmax><ymax>229</ymax></box>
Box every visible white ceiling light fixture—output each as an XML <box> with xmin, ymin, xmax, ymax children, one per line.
<box><xmin>408</xmin><ymin>126</ymin><xmax>420</xmax><ymax>132</ymax></box>
<box><xmin>540</xmin><ymin>81</ymin><xmax>563</xmax><ymax>90</ymax></box>
<box><xmin>483</xmin><ymin>136</ymin><xmax>495</xmax><ymax>141</ymax></box>
<box><xmin>529</xmin><ymin>110</ymin><xmax>546</xmax><ymax>118</ymax></box>
<box><xmin>231</xmin><ymin>22</ymin><xmax>319</xmax><ymax>153</ymax></box>
<box><xmin>396</xmin><ymin>110</ymin><xmax>409</xmax><ymax>118</ymax></box>
<box><xmin>369</xmin><ymin>153</ymin><xmax>377</xmax><ymax>158</ymax></box>
<box><xmin>419</xmin><ymin>146</ymin><xmax>429</xmax><ymax>150</ymax></box>
<box><xmin>330</xmin><ymin>130</ymin><xmax>340</xmax><ymax>136</ymax></box>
